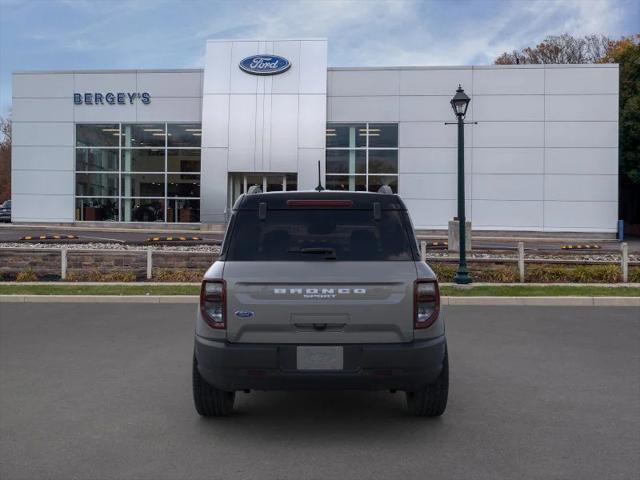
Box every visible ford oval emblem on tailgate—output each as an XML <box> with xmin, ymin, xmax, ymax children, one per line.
<box><xmin>235</xmin><ymin>310</ymin><xmax>255</xmax><ymax>318</ymax></box>
<box><xmin>239</xmin><ymin>55</ymin><xmax>291</xmax><ymax>75</ymax></box>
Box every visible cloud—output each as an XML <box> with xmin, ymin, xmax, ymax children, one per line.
<box><xmin>189</xmin><ymin>0</ymin><xmax>630</xmax><ymax>66</ymax></box>
<box><xmin>550</xmin><ymin>0</ymin><xmax>626</xmax><ymax>35</ymax></box>
<box><xmin>0</xmin><ymin>0</ymin><xmax>635</xmax><ymax>115</ymax></box>
<box><xmin>328</xmin><ymin>0</ymin><xmax>631</xmax><ymax>66</ymax></box>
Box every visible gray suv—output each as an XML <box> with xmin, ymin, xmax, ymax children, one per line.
<box><xmin>193</xmin><ymin>191</ymin><xmax>448</xmax><ymax>417</ymax></box>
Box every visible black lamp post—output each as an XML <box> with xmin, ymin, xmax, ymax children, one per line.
<box><xmin>450</xmin><ymin>85</ymin><xmax>472</xmax><ymax>284</ymax></box>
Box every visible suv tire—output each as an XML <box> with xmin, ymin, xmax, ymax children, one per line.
<box><xmin>192</xmin><ymin>355</ymin><xmax>235</xmax><ymax>417</ymax></box>
<box><xmin>406</xmin><ymin>347</ymin><xmax>449</xmax><ymax>417</ymax></box>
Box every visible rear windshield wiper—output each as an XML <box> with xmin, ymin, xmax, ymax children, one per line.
<box><xmin>288</xmin><ymin>247</ymin><xmax>337</xmax><ymax>260</ymax></box>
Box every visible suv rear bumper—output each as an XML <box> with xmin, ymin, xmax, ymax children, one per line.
<box><xmin>194</xmin><ymin>335</ymin><xmax>446</xmax><ymax>392</ymax></box>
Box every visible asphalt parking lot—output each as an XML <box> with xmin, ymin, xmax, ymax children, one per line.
<box><xmin>1</xmin><ymin>303</ymin><xmax>638</xmax><ymax>480</ymax></box>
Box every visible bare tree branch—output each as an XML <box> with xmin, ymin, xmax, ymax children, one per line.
<box><xmin>494</xmin><ymin>34</ymin><xmax>611</xmax><ymax>64</ymax></box>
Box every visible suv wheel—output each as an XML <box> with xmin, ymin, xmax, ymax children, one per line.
<box><xmin>406</xmin><ymin>348</ymin><xmax>449</xmax><ymax>417</ymax></box>
<box><xmin>192</xmin><ymin>355</ymin><xmax>235</xmax><ymax>417</ymax></box>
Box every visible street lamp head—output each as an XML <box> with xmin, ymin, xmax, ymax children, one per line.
<box><xmin>450</xmin><ymin>84</ymin><xmax>470</xmax><ymax>118</ymax></box>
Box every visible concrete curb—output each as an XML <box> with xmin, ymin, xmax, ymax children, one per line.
<box><xmin>444</xmin><ymin>296</ymin><xmax>588</xmax><ymax>306</ymax></box>
<box><xmin>1</xmin><ymin>295</ymin><xmax>639</xmax><ymax>306</ymax></box>
<box><xmin>0</xmin><ymin>295</ymin><xmax>200</xmax><ymax>304</ymax></box>
<box><xmin>442</xmin><ymin>296</ymin><xmax>640</xmax><ymax>306</ymax></box>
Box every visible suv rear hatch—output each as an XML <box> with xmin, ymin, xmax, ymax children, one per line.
<box><xmin>221</xmin><ymin>195</ymin><xmax>419</xmax><ymax>344</ymax></box>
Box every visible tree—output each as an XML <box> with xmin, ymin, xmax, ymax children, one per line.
<box><xmin>495</xmin><ymin>33</ymin><xmax>640</xmax><ymax>227</ymax></box>
<box><xmin>0</xmin><ymin>116</ymin><xmax>10</xmax><ymax>203</ymax></box>
<box><xmin>601</xmin><ymin>35</ymin><xmax>640</xmax><ymax>227</ymax></box>
<box><xmin>495</xmin><ymin>34</ymin><xmax>610</xmax><ymax>64</ymax></box>
<box><xmin>601</xmin><ymin>35</ymin><xmax>640</xmax><ymax>182</ymax></box>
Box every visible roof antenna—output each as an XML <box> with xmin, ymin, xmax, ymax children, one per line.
<box><xmin>315</xmin><ymin>160</ymin><xmax>325</xmax><ymax>192</ymax></box>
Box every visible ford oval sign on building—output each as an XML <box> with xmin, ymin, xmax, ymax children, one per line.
<box><xmin>239</xmin><ymin>55</ymin><xmax>291</xmax><ymax>75</ymax></box>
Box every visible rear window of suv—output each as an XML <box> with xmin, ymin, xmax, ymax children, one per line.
<box><xmin>224</xmin><ymin>209</ymin><xmax>417</xmax><ymax>261</ymax></box>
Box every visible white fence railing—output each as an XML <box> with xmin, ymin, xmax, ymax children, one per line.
<box><xmin>419</xmin><ymin>241</ymin><xmax>636</xmax><ymax>283</ymax></box>
<box><xmin>0</xmin><ymin>243</ymin><xmax>637</xmax><ymax>282</ymax></box>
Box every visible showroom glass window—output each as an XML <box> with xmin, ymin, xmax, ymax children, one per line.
<box><xmin>75</xmin><ymin>124</ymin><xmax>201</xmax><ymax>222</ymax></box>
<box><xmin>325</xmin><ymin>123</ymin><xmax>398</xmax><ymax>193</ymax></box>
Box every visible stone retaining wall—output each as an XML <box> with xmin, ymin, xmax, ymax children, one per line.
<box><xmin>153</xmin><ymin>252</ymin><xmax>215</xmax><ymax>270</ymax></box>
<box><xmin>0</xmin><ymin>249</ymin><xmax>216</xmax><ymax>281</ymax></box>
<box><xmin>67</xmin><ymin>252</ymin><xmax>147</xmax><ymax>276</ymax></box>
<box><xmin>0</xmin><ymin>250</ymin><xmax>61</xmax><ymax>278</ymax></box>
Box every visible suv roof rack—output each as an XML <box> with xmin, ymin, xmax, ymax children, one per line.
<box><xmin>235</xmin><ymin>191</ymin><xmax>407</xmax><ymax>211</ymax></box>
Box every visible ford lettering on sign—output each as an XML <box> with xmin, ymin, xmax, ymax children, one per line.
<box><xmin>239</xmin><ymin>55</ymin><xmax>291</xmax><ymax>75</ymax></box>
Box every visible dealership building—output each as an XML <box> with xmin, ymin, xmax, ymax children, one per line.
<box><xmin>11</xmin><ymin>39</ymin><xmax>619</xmax><ymax>231</ymax></box>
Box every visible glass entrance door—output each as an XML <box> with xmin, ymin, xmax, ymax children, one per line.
<box><xmin>228</xmin><ymin>173</ymin><xmax>297</xmax><ymax>210</ymax></box>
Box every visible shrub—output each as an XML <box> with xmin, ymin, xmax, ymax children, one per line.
<box><xmin>428</xmin><ymin>262</ymin><xmax>518</xmax><ymax>283</ymax></box>
<box><xmin>470</xmin><ymin>264</ymin><xmax>519</xmax><ymax>283</ymax></box>
<box><xmin>65</xmin><ymin>269</ymin><xmax>137</xmax><ymax>282</ymax></box>
<box><xmin>16</xmin><ymin>269</ymin><xmax>38</xmax><ymax>282</ymax></box>
<box><xmin>152</xmin><ymin>268</ymin><xmax>204</xmax><ymax>282</ymax></box>
<box><xmin>85</xmin><ymin>269</ymin><xmax>109</xmax><ymax>282</ymax></box>
<box><xmin>105</xmin><ymin>271</ymin><xmax>138</xmax><ymax>282</ymax></box>
<box><xmin>527</xmin><ymin>264</ymin><xmax>620</xmax><ymax>283</ymax></box>
<box><xmin>629</xmin><ymin>266</ymin><xmax>640</xmax><ymax>283</ymax></box>
<box><xmin>65</xmin><ymin>271</ymin><xmax>83</xmax><ymax>282</ymax></box>
<box><xmin>429</xmin><ymin>263</ymin><xmax>457</xmax><ymax>282</ymax></box>
<box><xmin>429</xmin><ymin>262</ymin><xmax>622</xmax><ymax>283</ymax></box>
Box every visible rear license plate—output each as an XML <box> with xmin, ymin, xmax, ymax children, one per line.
<box><xmin>296</xmin><ymin>346</ymin><xmax>343</xmax><ymax>371</ymax></box>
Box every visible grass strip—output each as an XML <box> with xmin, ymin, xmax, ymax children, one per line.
<box><xmin>0</xmin><ymin>284</ymin><xmax>639</xmax><ymax>297</ymax></box>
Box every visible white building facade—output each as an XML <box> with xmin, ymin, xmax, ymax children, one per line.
<box><xmin>11</xmin><ymin>38</ymin><xmax>619</xmax><ymax>232</ymax></box>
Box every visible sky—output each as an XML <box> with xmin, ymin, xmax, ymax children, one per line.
<box><xmin>0</xmin><ymin>0</ymin><xmax>638</xmax><ymax>116</ymax></box>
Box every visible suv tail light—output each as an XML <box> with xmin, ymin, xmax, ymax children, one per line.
<box><xmin>200</xmin><ymin>280</ymin><xmax>226</xmax><ymax>329</ymax></box>
<box><xmin>414</xmin><ymin>280</ymin><xmax>440</xmax><ymax>329</ymax></box>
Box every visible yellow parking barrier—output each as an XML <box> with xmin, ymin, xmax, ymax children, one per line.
<box><xmin>19</xmin><ymin>234</ymin><xmax>78</xmax><ymax>241</ymax></box>
<box><xmin>561</xmin><ymin>244</ymin><xmax>601</xmax><ymax>250</ymax></box>
<box><xmin>147</xmin><ymin>236</ymin><xmax>204</xmax><ymax>242</ymax></box>
<box><xmin>426</xmin><ymin>241</ymin><xmax>448</xmax><ymax>248</ymax></box>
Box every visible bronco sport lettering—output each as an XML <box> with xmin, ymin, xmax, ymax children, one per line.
<box><xmin>274</xmin><ymin>288</ymin><xmax>367</xmax><ymax>298</ymax></box>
